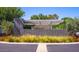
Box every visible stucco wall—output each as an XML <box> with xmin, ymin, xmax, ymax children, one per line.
<box><xmin>32</xmin><ymin>25</ymin><xmax>52</xmax><ymax>30</ymax></box>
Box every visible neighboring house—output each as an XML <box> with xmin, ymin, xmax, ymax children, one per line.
<box><xmin>20</xmin><ymin>19</ymin><xmax>63</xmax><ymax>30</ymax></box>
<box><xmin>13</xmin><ymin>18</ymin><xmax>68</xmax><ymax>36</ymax></box>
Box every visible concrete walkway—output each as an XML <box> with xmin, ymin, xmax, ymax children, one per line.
<box><xmin>36</xmin><ymin>43</ymin><xmax>47</xmax><ymax>52</ymax></box>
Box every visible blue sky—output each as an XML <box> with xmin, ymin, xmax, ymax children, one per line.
<box><xmin>21</xmin><ymin>7</ymin><xmax>79</xmax><ymax>20</ymax></box>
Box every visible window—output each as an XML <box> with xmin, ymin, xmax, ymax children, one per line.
<box><xmin>23</xmin><ymin>25</ymin><xmax>33</xmax><ymax>29</ymax></box>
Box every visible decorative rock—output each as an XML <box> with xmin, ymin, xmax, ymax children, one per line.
<box><xmin>76</xmin><ymin>32</ymin><xmax>79</xmax><ymax>36</ymax></box>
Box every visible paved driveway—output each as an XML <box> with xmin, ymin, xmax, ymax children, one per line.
<box><xmin>0</xmin><ymin>43</ymin><xmax>38</xmax><ymax>52</ymax></box>
<box><xmin>47</xmin><ymin>44</ymin><xmax>79</xmax><ymax>52</ymax></box>
<box><xmin>0</xmin><ymin>43</ymin><xmax>79</xmax><ymax>52</ymax></box>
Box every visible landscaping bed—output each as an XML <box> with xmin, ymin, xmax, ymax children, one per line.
<box><xmin>0</xmin><ymin>35</ymin><xmax>79</xmax><ymax>43</ymax></box>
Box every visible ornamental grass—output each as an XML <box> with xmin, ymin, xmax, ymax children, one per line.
<box><xmin>0</xmin><ymin>35</ymin><xmax>78</xmax><ymax>43</ymax></box>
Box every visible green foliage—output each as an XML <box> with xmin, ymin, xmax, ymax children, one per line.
<box><xmin>53</xmin><ymin>14</ymin><xmax>59</xmax><ymax>19</ymax></box>
<box><xmin>1</xmin><ymin>20</ymin><xmax>14</xmax><ymax>35</ymax></box>
<box><xmin>31</xmin><ymin>14</ymin><xmax>59</xmax><ymax>20</ymax></box>
<box><xmin>31</xmin><ymin>15</ymin><xmax>39</xmax><ymax>20</ymax></box>
<box><xmin>61</xmin><ymin>17</ymin><xmax>73</xmax><ymax>20</ymax></box>
<box><xmin>53</xmin><ymin>17</ymin><xmax>74</xmax><ymax>30</ymax></box>
<box><xmin>67</xmin><ymin>18</ymin><xmax>79</xmax><ymax>32</ymax></box>
<box><xmin>0</xmin><ymin>7</ymin><xmax>24</xmax><ymax>22</ymax></box>
<box><xmin>53</xmin><ymin>23</ymin><xmax>65</xmax><ymax>30</ymax></box>
<box><xmin>62</xmin><ymin>17</ymin><xmax>79</xmax><ymax>32</ymax></box>
<box><xmin>38</xmin><ymin>14</ymin><xmax>46</xmax><ymax>19</ymax></box>
<box><xmin>53</xmin><ymin>17</ymin><xmax>79</xmax><ymax>35</ymax></box>
<box><xmin>47</xmin><ymin>14</ymin><xmax>55</xmax><ymax>19</ymax></box>
<box><xmin>0</xmin><ymin>7</ymin><xmax>24</xmax><ymax>35</ymax></box>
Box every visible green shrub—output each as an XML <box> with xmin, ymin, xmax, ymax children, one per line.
<box><xmin>1</xmin><ymin>20</ymin><xmax>14</xmax><ymax>35</ymax></box>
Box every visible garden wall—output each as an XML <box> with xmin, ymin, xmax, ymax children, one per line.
<box><xmin>23</xmin><ymin>29</ymin><xmax>68</xmax><ymax>36</ymax></box>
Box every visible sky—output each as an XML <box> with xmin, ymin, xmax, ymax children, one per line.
<box><xmin>21</xmin><ymin>7</ymin><xmax>79</xmax><ymax>20</ymax></box>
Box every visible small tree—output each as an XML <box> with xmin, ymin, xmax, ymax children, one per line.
<box><xmin>31</xmin><ymin>15</ymin><xmax>39</xmax><ymax>20</ymax></box>
<box><xmin>53</xmin><ymin>14</ymin><xmax>59</xmax><ymax>19</ymax></box>
<box><xmin>0</xmin><ymin>7</ymin><xmax>24</xmax><ymax>35</ymax></box>
<box><xmin>0</xmin><ymin>7</ymin><xmax>24</xmax><ymax>22</ymax></box>
<box><xmin>47</xmin><ymin>15</ymin><xmax>55</xmax><ymax>19</ymax></box>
